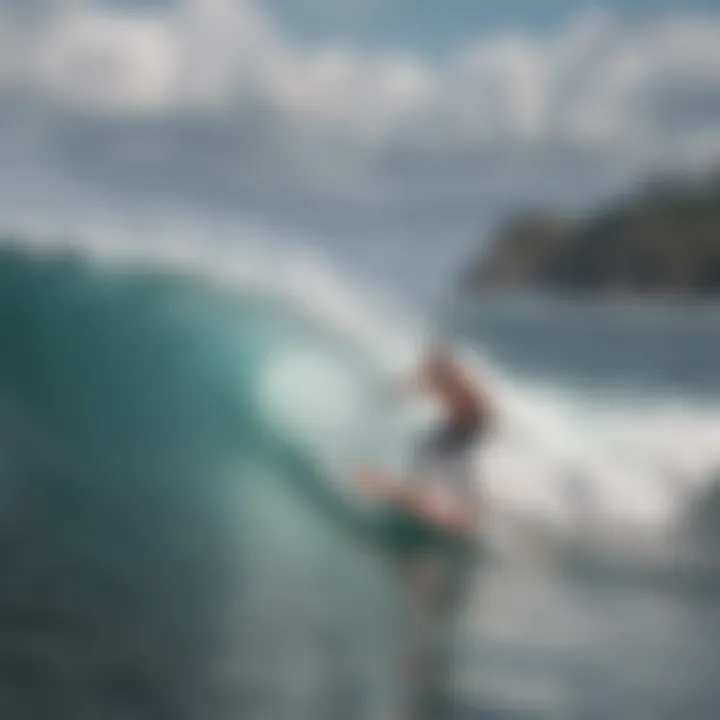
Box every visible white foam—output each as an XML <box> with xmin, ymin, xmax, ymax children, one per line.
<box><xmin>471</xmin><ymin>368</ymin><xmax>720</xmax><ymax>535</ymax></box>
<box><xmin>5</xmin><ymin>215</ymin><xmax>720</xmax><ymax>540</ymax></box>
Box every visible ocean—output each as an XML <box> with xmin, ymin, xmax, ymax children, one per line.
<box><xmin>0</xmin><ymin>239</ymin><xmax>719</xmax><ymax>719</ymax></box>
<box><xmin>447</xmin><ymin>297</ymin><xmax>720</xmax><ymax>719</ymax></box>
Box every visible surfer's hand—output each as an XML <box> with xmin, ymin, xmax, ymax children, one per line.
<box><xmin>355</xmin><ymin>468</ymin><xmax>395</xmax><ymax>501</ymax></box>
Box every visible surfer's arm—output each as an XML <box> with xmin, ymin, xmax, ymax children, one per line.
<box><xmin>387</xmin><ymin>366</ymin><xmax>429</xmax><ymax>398</ymax></box>
<box><xmin>356</xmin><ymin>468</ymin><xmax>412</xmax><ymax>503</ymax></box>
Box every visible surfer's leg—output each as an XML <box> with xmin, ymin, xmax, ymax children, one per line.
<box><xmin>429</xmin><ymin>462</ymin><xmax>480</xmax><ymax>707</ymax></box>
<box><xmin>390</xmin><ymin>551</ymin><xmax>442</xmax><ymax>720</ymax></box>
<box><xmin>391</xmin><ymin>536</ymin><xmax>476</xmax><ymax>717</ymax></box>
<box><xmin>406</xmin><ymin>552</ymin><xmax>455</xmax><ymax>719</ymax></box>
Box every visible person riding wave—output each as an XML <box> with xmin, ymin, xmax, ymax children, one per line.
<box><xmin>357</xmin><ymin>342</ymin><xmax>495</xmax><ymax>719</ymax></box>
<box><xmin>359</xmin><ymin>342</ymin><xmax>492</xmax><ymax>538</ymax></box>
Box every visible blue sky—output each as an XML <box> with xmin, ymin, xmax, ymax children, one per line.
<box><xmin>1</xmin><ymin>0</ymin><xmax>720</xmax><ymax>295</ymax></box>
<box><xmin>268</xmin><ymin>0</ymin><xmax>720</xmax><ymax>54</ymax></box>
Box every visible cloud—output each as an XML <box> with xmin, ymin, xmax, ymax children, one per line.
<box><xmin>0</xmin><ymin>1</ymin><xmax>719</xmax><ymax>239</ymax></box>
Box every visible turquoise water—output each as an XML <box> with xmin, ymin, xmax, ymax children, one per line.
<box><xmin>2</xmin><ymin>243</ymin><xmax>720</xmax><ymax>719</ymax></box>
<box><xmin>0</xmin><ymin>246</ymin><xmax>406</xmax><ymax>719</ymax></box>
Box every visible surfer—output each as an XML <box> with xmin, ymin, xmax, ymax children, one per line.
<box><xmin>359</xmin><ymin>342</ymin><xmax>491</xmax><ymax>536</ymax></box>
<box><xmin>357</xmin><ymin>343</ymin><xmax>494</xmax><ymax>718</ymax></box>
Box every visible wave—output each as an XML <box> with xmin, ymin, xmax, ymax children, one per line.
<box><xmin>0</xmin><ymin>240</ymin><xmax>410</xmax><ymax>719</ymax></box>
<box><xmin>1</xmin><ymin>230</ymin><xmax>719</xmax><ymax>716</ymax></box>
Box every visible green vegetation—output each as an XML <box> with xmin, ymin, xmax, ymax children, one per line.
<box><xmin>462</xmin><ymin>173</ymin><xmax>720</xmax><ymax>296</ymax></box>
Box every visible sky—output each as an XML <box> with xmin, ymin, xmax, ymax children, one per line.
<box><xmin>1</xmin><ymin>0</ymin><xmax>720</xmax><ymax>296</ymax></box>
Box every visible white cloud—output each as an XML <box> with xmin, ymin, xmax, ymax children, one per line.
<box><xmin>0</xmin><ymin>1</ymin><xmax>719</xmax><ymax>223</ymax></box>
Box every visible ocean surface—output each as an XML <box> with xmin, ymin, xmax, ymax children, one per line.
<box><xmin>1</xmin><ymin>239</ymin><xmax>719</xmax><ymax>719</ymax></box>
<box><xmin>448</xmin><ymin>296</ymin><xmax>720</xmax><ymax>719</ymax></box>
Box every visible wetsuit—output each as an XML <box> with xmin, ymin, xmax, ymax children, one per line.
<box><xmin>379</xmin><ymin>411</ymin><xmax>483</xmax><ymax>557</ymax></box>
